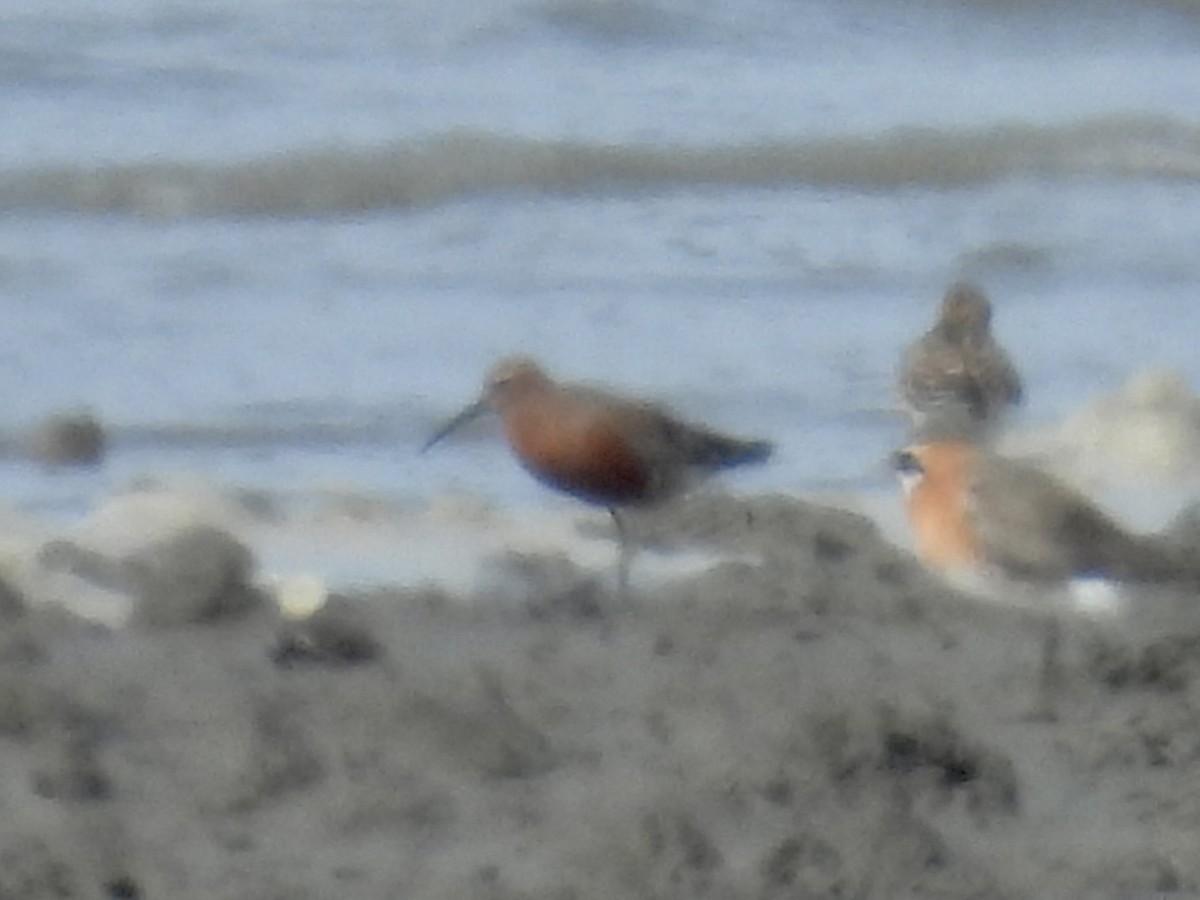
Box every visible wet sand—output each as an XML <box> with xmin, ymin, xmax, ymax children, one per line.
<box><xmin>2</xmin><ymin>474</ymin><xmax>1199</xmax><ymax>899</ymax></box>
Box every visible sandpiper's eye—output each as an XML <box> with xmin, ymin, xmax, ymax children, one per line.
<box><xmin>890</xmin><ymin>449</ymin><xmax>923</xmax><ymax>475</ymax></box>
<box><xmin>488</xmin><ymin>372</ymin><xmax>515</xmax><ymax>392</ymax></box>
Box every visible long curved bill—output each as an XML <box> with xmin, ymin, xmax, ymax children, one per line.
<box><xmin>421</xmin><ymin>398</ymin><xmax>489</xmax><ymax>453</ymax></box>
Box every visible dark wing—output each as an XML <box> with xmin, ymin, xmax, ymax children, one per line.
<box><xmin>964</xmin><ymin>339</ymin><xmax>1023</xmax><ymax>418</ymax></box>
<box><xmin>664</xmin><ymin>418</ymin><xmax>772</xmax><ymax>470</ymax></box>
<box><xmin>969</xmin><ymin>454</ymin><xmax>1158</xmax><ymax>582</ymax></box>
<box><xmin>616</xmin><ymin>401</ymin><xmax>772</xmax><ymax>503</ymax></box>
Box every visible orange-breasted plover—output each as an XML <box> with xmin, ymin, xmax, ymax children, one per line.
<box><xmin>891</xmin><ymin>441</ymin><xmax>1187</xmax><ymax>585</ymax></box>
<box><xmin>892</xmin><ymin>439</ymin><xmax>1195</xmax><ymax>718</ymax></box>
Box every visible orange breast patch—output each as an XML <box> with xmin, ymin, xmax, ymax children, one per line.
<box><xmin>904</xmin><ymin>443</ymin><xmax>983</xmax><ymax>573</ymax></box>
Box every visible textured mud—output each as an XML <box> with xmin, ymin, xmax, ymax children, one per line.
<box><xmin>2</xmin><ymin>492</ymin><xmax>1199</xmax><ymax>899</ymax></box>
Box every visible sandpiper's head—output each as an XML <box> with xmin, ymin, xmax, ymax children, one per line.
<box><xmin>937</xmin><ymin>282</ymin><xmax>992</xmax><ymax>337</ymax></box>
<box><xmin>422</xmin><ymin>355</ymin><xmax>552</xmax><ymax>453</ymax></box>
<box><xmin>481</xmin><ymin>355</ymin><xmax>551</xmax><ymax>410</ymax></box>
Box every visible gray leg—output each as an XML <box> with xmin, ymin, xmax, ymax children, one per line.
<box><xmin>610</xmin><ymin>508</ymin><xmax>634</xmax><ymax>602</ymax></box>
<box><xmin>1034</xmin><ymin>611</ymin><xmax>1063</xmax><ymax>722</ymax></box>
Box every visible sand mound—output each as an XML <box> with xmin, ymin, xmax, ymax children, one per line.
<box><xmin>0</xmin><ymin>491</ymin><xmax>1196</xmax><ymax>897</ymax></box>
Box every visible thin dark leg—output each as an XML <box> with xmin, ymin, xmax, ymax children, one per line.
<box><xmin>610</xmin><ymin>507</ymin><xmax>633</xmax><ymax>602</ymax></box>
<box><xmin>1034</xmin><ymin>612</ymin><xmax>1063</xmax><ymax>722</ymax></box>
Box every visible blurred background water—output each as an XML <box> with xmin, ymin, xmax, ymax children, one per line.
<box><xmin>3</xmin><ymin>0</ymin><xmax>1200</xmax><ymax>516</ymax></box>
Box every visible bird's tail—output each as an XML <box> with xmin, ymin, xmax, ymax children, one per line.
<box><xmin>683</xmin><ymin>429</ymin><xmax>773</xmax><ymax>470</ymax></box>
<box><xmin>1115</xmin><ymin>532</ymin><xmax>1200</xmax><ymax>584</ymax></box>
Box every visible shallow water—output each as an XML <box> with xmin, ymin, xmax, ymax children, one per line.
<box><xmin>3</xmin><ymin>0</ymin><xmax>1200</xmax><ymax>517</ymax></box>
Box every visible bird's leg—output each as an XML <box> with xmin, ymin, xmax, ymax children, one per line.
<box><xmin>1033</xmin><ymin>611</ymin><xmax>1063</xmax><ymax>722</ymax></box>
<box><xmin>610</xmin><ymin>507</ymin><xmax>634</xmax><ymax>603</ymax></box>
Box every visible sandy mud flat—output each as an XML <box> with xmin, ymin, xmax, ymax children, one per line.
<box><xmin>0</xmin><ymin>472</ymin><xmax>1198</xmax><ymax>899</ymax></box>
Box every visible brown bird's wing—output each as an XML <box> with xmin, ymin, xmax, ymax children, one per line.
<box><xmin>899</xmin><ymin>335</ymin><xmax>971</xmax><ymax>413</ymax></box>
<box><xmin>963</xmin><ymin>339</ymin><xmax>1023</xmax><ymax>417</ymax></box>
<box><xmin>900</xmin><ymin>333</ymin><xmax>1021</xmax><ymax>438</ymax></box>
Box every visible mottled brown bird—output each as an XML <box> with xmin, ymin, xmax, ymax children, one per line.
<box><xmin>424</xmin><ymin>356</ymin><xmax>773</xmax><ymax>596</ymax></box>
<box><xmin>898</xmin><ymin>282</ymin><xmax>1023</xmax><ymax>441</ymax></box>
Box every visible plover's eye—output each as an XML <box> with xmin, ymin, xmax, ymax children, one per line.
<box><xmin>890</xmin><ymin>449</ymin><xmax>923</xmax><ymax>476</ymax></box>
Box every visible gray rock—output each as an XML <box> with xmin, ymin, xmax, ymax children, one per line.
<box><xmin>25</xmin><ymin>410</ymin><xmax>106</xmax><ymax>468</ymax></box>
<box><xmin>40</xmin><ymin>524</ymin><xmax>260</xmax><ymax>629</ymax></box>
